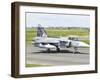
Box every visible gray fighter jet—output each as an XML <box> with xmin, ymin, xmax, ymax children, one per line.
<box><xmin>32</xmin><ymin>24</ymin><xmax>89</xmax><ymax>53</ymax></box>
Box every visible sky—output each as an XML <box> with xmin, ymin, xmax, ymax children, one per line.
<box><xmin>26</xmin><ymin>12</ymin><xmax>90</xmax><ymax>28</ymax></box>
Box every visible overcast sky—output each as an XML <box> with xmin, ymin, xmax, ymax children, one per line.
<box><xmin>26</xmin><ymin>12</ymin><xmax>90</xmax><ymax>28</ymax></box>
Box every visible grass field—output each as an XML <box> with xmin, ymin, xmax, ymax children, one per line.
<box><xmin>26</xmin><ymin>64</ymin><xmax>50</xmax><ymax>67</ymax></box>
<box><xmin>26</xmin><ymin>27</ymin><xmax>89</xmax><ymax>44</ymax></box>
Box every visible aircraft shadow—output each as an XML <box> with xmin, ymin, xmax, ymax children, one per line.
<box><xmin>32</xmin><ymin>50</ymin><xmax>89</xmax><ymax>54</ymax></box>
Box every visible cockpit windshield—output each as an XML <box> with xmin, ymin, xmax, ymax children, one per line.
<box><xmin>68</xmin><ymin>37</ymin><xmax>79</xmax><ymax>41</ymax></box>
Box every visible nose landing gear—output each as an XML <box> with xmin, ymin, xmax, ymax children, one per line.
<box><xmin>73</xmin><ymin>47</ymin><xmax>80</xmax><ymax>54</ymax></box>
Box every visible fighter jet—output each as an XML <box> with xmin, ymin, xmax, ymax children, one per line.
<box><xmin>32</xmin><ymin>24</ymin><xmax>89</xmax><ymax>53</ymax></box>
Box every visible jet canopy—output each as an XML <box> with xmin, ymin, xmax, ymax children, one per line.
<box><xmin>68</xmin><ymin>35</ymin><xmax>79</xmax><ymax>41</ymax></box>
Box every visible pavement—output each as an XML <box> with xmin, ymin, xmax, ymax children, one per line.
<box><xmin>26</xmin><ymin>45</ymin><xmax>89</xmax><ymax>66</ymax></box>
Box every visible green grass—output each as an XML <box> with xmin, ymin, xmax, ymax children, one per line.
<box><xmin>26</xmin><ymin>27</ymin><xmax>89</xmax><ymax>44</ymax></box>
<box><xmin>26</xmin><ymin>64</ymin><xmax>50</xmax><ymax>67</ymax></box>
<box><xmin>81</xmin><ymin>40</ymin><xmax>89</xmax><ymax>44</ymax></box>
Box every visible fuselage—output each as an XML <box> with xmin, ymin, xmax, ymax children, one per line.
<box><xmin>33</xmin><ymin>36</ymin><xmax>89</xmax><ymax>49</ymax></box>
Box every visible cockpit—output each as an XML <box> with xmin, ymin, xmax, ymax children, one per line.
<box><xmin>68</xmin><ymin>36</ymin><xmax>79</xmax><ymax>41</ymax></box>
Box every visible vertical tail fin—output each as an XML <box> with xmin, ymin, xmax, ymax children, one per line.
<box><xmin>37</xmin><ymin>24</ymin><xmax>47</xmax><ymax>37</ymax></box>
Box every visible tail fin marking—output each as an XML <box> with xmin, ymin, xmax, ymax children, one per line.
<box><xmin>37</xmin><ymin>24</ymin><xmax>47</xmax><ymax>37</ymax></box>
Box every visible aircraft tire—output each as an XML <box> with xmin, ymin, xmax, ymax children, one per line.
<box><xmin>47</xmin><ymin>48</ymin><xmax>50</xmax><ymax>52</ymax></box>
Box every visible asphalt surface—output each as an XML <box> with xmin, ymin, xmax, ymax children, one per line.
<box><xmin>26</xmin><ymin>45</ymin><xmax>89</xmax><ymax>66</ymax></box>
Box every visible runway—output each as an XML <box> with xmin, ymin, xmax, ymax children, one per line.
<box><xmin>26</xmin><ymin>45</ymin><xmax>89</xmax><ymax>66</ymax></box>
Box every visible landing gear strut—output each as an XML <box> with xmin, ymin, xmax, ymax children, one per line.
<box><xmin>56</xmin><ymin>46</ymin><xmax>60</xmax><ymax>52</ymax></box>
<box><xmin>47</xmin><ymin>48</ymin><xmax>50</xmax><ymax>52</ymax></box>
<box><xmin>73</xmin><ymin>47</ymin><xmax>78</xmax><ymax>54</ymax></box>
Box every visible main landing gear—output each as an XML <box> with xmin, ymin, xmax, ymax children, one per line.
<box><xmin>56</xmin><ymin>46</ymin><xmax>60</xmax><ymax>52</ymax></box>
<box><xmin>47</xmin><ymin>48</ymin><xmax>50</xmax><ymax>52</ymax></box>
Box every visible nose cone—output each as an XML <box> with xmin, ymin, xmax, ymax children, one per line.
<box><xmin>78</xmin><ymin>42</ymin><xmax>89</xmax><ymax>47</ymax></box>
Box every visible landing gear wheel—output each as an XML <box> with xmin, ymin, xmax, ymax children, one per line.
<box><xmin>47</xmin><ymin>48</ymin><xmax>50</xmax><ymax>52</ymax></box>
<box><xmin>73</xmin><ymin>47</ymin><xmax>78</xmax><ymax>54</ymax></box>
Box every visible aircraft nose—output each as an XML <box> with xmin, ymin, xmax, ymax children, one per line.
<box><xmin>78</xmin><ymin>42</ymin><xmax>89</xmax><ymax>47</ymax></box>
